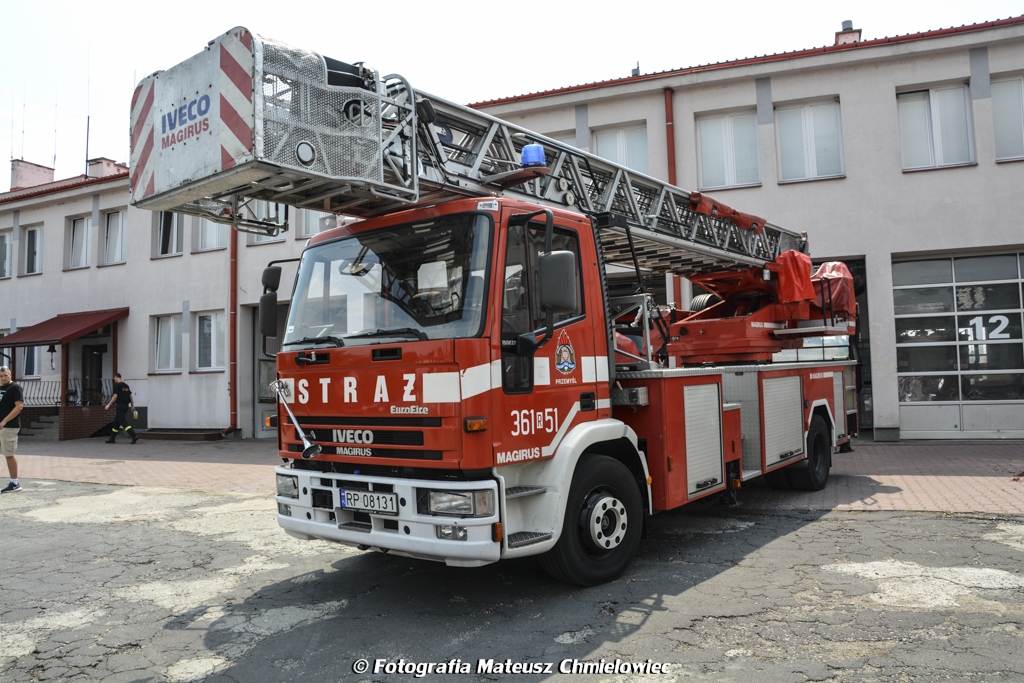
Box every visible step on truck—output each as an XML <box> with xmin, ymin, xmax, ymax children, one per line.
<box><xmin>130</xmin><ymin>27</ymin><xmax>858</xmax><ymax>585</ymax></box>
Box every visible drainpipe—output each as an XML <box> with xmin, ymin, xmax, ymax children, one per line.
<box><xmin>223</xmin><ymin>227</ymin><xmax>239</xmax><ymax>437</ymax></box>
<box><xmin>663</xmin><ymin>88</ymin><xmax>677</xmax><ymax>186</ymax></box>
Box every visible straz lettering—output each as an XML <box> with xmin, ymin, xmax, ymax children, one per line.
<box><xmin>332</xmin><ymin>429</ymin><xmax>373</xmax><ymax>444</ymax></box>
<box><xmin>391</xmin><ymin>405</ymin><xmax>429</xmax><ymax>415</ymax></box>
<box><xmin>160</xmin><ymin>95</ymin><xmax>212</xmax><ymax>149</ymax></box>
<box><xmin>496</xmin><ymin>447</ymin><xmax>541</xmax><ymax>465</ymax></box>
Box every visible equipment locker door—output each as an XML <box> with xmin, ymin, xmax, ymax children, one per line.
<box><xmin>491</xmin><ymin>214</ymin><xmax>597</xmax><ymax>466</ymax></box>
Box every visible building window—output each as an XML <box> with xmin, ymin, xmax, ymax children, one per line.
<box><xmin>155</xmin><ymin>315</ymin><xmax>183</xmax><ymax>371</ymax></box>
<box><xmin>0</xmin><ymin>231</ymin><xmax>11</xmax><ymax>278</ymax></box>
<box><xmin>897</xmin><ymin>87</ymin><xmax>974</xmax><ymax>170</ymax></box>
<box><xmin>199</xmin><ymin>218</ymin><xmax>228</xmax><ymax>250</ymax></box>
<box><xmin>775</xmin><ymin>101</ymin><xmax>844</xmax><ymax>181</ymax></box>
<box><xmin>196</xmin><ymin>311</ymin><xmax>225</xmax><ymax>370</ymax></box>
<box><xmin>251</xmin><ymin>201</ymin><xmax>285</xmax><ymax>243</ymax></box>
<box><xmin>24</xmin><ymin>226</ymin><xmax>42</xmax><ymax>274</ymax></box>
<box><xmin>157</xmin><ymin>212</ymin><xmax>183</xmax><ymax>256</ymax></box>
<box><xmin>104</xmin><ymin>212</ymin><xmax>127</xmax><ymax>264</ymax></box>
<box><xmin>22</xmin><ymin>346</ymin><xmax>41</xmax><ymax>377</ymax></box>
<box><xmin>69</xmin><ymin>217</ymin><xmax>91</xmax><ymax>269</ymax></box>
<box><xmin>300</xmin><ymin>209</ymin><xmax>330</xmax><ymax>238</ymax></box>
<box><xmin>697</xmin><ymin>112</ymin><xmax>760</xmax><ymax>189</ymax></box>
<box><xmin>893</xmin><ymin>254</ymin><xmax>1024</xmax><ymax>413</ymax></box>
<box><xmin>594</xmin><ymin>127</ymin><xmax>648</xmax><ymax>174</ymax></box>
<box><xmin>992</xmin><ymin>77</ymin><xmax>1024</xmax><ymax>161</ymax></box>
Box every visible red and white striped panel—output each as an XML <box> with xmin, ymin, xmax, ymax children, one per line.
<box><xmin>219</xmin><ymin>28</ymin><xmax>255</xmax><ymax>170</ymax></box>
<box><xmin>129</xmin><ymin>80</ymin><xmax>157</xmax><ymax>201</ymax></box>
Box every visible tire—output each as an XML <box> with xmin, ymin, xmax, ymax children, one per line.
<box><xmin>787</xmin><ymin>415</ymin><xmax>832</xmax><ymax>491</ymax></box>
<box><xmin>539</xmin><ymin>455</ymin><xmax>644</xmax><ymax>586</ymax></box>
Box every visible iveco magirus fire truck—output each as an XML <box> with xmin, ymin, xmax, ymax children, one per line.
<box><xmin>130</xmin><ymin>27</ymin><xmax>857</xmax><ymax>585</ymax></box>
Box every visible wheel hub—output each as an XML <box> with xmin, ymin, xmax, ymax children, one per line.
<box><xmin>584</xmin><ymin>494</ymin><xmax>628</xmax><ymax>550</ymax></box>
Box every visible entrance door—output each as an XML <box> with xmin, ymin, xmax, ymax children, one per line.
<box><xmin>253</xmin><ymin>303</ymin><xmax>290</xmax><ymax>438</ymax></box>
<box><xmin>81</xmin><ymin>345</ymin><xmax>106</xmax><ymax>405</ymax></box>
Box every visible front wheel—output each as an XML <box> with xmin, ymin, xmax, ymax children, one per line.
<box><xmin>539</xmin><ymin>455</ymin><xmax>644</xmax><ymax>586</ymax></box>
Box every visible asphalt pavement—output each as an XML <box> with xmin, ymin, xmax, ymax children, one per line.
<box><xmin>1</xmin><ymin>436</ymin><xmax>1022</xmax><ymax>682</ymax></box>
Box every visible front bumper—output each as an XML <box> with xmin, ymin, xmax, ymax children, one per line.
<box><xmin>274</xmin><ymin>466</ymin><xmax>501</xmax><ymax>567</ymax></box>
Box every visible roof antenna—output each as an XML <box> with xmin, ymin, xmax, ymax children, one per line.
<box><xmin>631</xmin><ymin>61</ymin><xmax>640</xmax><ymax>77</ymax></box>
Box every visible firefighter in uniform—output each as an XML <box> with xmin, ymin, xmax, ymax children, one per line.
<box><xmin>104</xmin><ymin>372</ymin><xmax>138</xmax><ymax>444</ymax></box>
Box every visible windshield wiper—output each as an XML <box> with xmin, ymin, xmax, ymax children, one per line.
<box><xmin>282</xmin><ymin>336</ymin><xmax>346</xmax><ymax>348</ymax></box>
<box><xmin>346</xmin><ymin>328</ymin><xmax>429</xmax><ymax>341</ymax></box>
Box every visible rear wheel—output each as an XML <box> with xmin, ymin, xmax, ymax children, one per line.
<box><xmin>787</xmin><ymin>415</ymin><xmax>832</xmax><ymax>491</ymax></box>
<box><xmin>539</xmin><ymin>455</ymin><xmax>643</xmax><ymax>586</ymax></box>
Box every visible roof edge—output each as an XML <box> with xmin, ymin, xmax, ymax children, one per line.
<box><xmin>469</xmin><ymin>15</ymin><xmax>1024</xmax><ymax>109</ymax></box>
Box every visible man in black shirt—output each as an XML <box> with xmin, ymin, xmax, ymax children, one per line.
<box><xmin>104</xmin><ymin>373</ymin><xmax>138</xmax><ymax>444</ymax></box>
<box><xmin>0</xmin><ymin>366</ymin><xmax>24</xmax><ymax>493</ymax></box>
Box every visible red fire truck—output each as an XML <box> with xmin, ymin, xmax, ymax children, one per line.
<box><xmin>130</xmin><ymin>27</ymin><xmax>857</xmax><ymax>585</ymax></box>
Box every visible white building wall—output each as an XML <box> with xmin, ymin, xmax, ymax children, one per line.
<box><xmin>0</xmin><ymin>177</ymin><xmax>318</xmax><ymax>437</ymax></box>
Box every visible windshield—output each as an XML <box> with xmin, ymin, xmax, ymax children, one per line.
<box><xmin>283</xmin><ymin>213</ymin><xmax>492</xmax><ymax>347</ymax></box>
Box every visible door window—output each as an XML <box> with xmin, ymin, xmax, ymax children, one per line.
<box><xmin>500</xmin><ymin>222</ymin><xmax>583</xmax><ymax>393</ymax></box>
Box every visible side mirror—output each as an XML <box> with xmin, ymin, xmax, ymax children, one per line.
<box><xmin>539</xmin><ymin>250</ymin><xmax>576</xmax><ymax>313</ymax></box>
<box><xmin>262</xmin><ymin>266</ymin><xmax>282</xmax><ymax>293</ymax></box>
<box><xmin>259</xmin><ymin>292</ymin><xmax>278</xmax><ymax>337</ymax></box>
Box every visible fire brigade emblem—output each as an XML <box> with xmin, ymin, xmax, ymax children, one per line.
<box><xmin>554</xmin><ymin>330</ymin><xmax>576</xmax><ymax>374</ymax></box>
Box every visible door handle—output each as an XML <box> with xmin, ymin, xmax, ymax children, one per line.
<box><xmin>580</xmin><ymin>392</ymin><xmax>596</xmax><ymax>411</ymax></box>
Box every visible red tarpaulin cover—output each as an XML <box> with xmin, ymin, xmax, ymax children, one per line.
<box><xmin>773</xmin><ymin>250</ymin><xmax>816</xmax><ymax>304</ymax></box>
<box><xmin>811</xmin><ymin>262</ymin><xmax>856</xmax><ymax>317</ymax></box>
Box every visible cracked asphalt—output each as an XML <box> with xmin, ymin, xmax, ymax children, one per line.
<box><xmin>2</xmin><ymin>477</ymin><xmax>1023</xmax><ymax>682</ymax></box>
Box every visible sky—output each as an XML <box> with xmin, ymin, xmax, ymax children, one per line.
<box><xmin>1</xmin><ymin>0</ymin><xmax>1022</xmax><ymax>191</ymax></box>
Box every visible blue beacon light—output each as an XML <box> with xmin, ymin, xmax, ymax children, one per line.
<box><xmin>521</xmin><ymin>143</ymin><xmax>546</xmax><ymax>168</ymax></box>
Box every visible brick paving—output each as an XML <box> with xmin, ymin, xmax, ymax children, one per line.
<box><xmin>7</xmin><ymin>435</ymin><xmax>1024</xmax><ymax>514</ymax></box>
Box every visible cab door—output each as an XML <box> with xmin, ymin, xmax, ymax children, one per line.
<box><xmin>490</xmin><ymin>212</ymin><xmax>597</xmax><ymax>467</ymax></box>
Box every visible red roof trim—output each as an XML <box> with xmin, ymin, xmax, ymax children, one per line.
<box><xmin>469</xmin><ymin>15</ymin><xmax>1024</xmax><ymax>108</ymax></box>
<box><xmin>0</xmin><ymin>308</ymin><xmax>130</xmax><ymax>347</ymax></box>
<box><xmin>0</xmin><ymin>171</ymin><xmax>130</xmax><ymax>206</ymax></box>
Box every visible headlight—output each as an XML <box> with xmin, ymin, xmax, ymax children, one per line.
<box><xmin>427</xmin><ymin>489</ymin><xmax>495</xmax><ymax>517</ymax></box>
<box><xmin>276</xmin><ymin>474</ymin><xmax>299</xmax><ymax>498</ymax></box>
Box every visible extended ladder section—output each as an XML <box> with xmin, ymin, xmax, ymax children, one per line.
<box><xmin>130</xmin><ymin>27</ymin><xmax>805</xmax><ymax>277</ymax></box>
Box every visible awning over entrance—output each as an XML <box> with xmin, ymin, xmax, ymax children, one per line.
<box><xmin>0</xmin><ymin>308</ymin><xmax>129</xmax><ymax>347</ymax></box>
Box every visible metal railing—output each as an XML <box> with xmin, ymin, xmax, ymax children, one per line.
<box><xmin>64</xmin><ymin>379</ymin><xmax>114</xmax><ymax>406</ymax></box>
<box><xmin>15</xmin><ymin>379</ymin><xmax>116</xmax><ymax>407</ymax></box>
<box><xmin>19</xmin><ymin>381</ymin><xmax>62</xmax><ymax>406</ymax></box>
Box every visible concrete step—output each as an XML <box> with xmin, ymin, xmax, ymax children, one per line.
<box><xmin>33</xmin><ymin>416</ymin><xmax>60</xmax><ymax>424</ymax></box>
<box><xmin>19</xmin><ymin>432</ymin><xmax>58</xmax><ymax>441</ymax></box>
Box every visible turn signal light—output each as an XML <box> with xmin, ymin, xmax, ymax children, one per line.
<box><xmin>492</xmin><ymin>522</ymin><xmax>503</xmax><ymax>543</ymax></box>
<box><xmin>265</xmin><ymin>415</ymin><xmax>278</xmax><ymax>428</ymax></box>
<box><xmin>464</xmin><ymin>417</ymin><xmax>488</xmax><ymax>432</ymax></box>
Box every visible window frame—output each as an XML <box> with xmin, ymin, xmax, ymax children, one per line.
<box><xmin>593</xmin><ymin>125</ymin><xmax>649</xmax><ymax>175</ymax></box>
<box><xmin>22</xmin><ymin>346</ymin><xmax>41</xmax><ymax>378</ymax></box>
<box><xmin>154</xmin><ymin>314</ymin><xmax>183</xmax><ymax>372</ymax></box>
<box><xmin>103</xmin><ymin>210</ymin><xmax>128</xmax><ymax>265</ymax></box>
<box><xmin>0</xmin><ymin>230</ymin><xmax>11</xmax><ymax>278</ymax></box>
<box><xmin>197</xmin><ymin>217</ymin><xmax>229</xmax><ymax>252</ymax></box>
<box><xmin>68</xmin><ymin>216</ymin><xmax>91</xmax><ymax>270</ymax></box>
<box><xmin>992</xmin><ymin>76</ymin><xmax>1024</xmax><ymax>162</ymax></box>
<box><xmin>194</xmin><ymin>310</ymin><xmax>226</xmax><ymax>371</ymax></box>
<box><xmin>896</xmin><ymin>86</ymin><xmax>976</xmax><ymax>171</ymax></box>
<box><xmin>695</xmin><ymin>110</ymin><xmax>761</xmax><ymax>190</ymax></box>
<box><xmin>774</xmin><ymin>100</ymin><xmax>845</xmax><ymax>182</ymax></box>
<box><xmin>23</xmin><ymin>225</ymin><xmax>42</xmax><ymax>275</ymax></box>
<box><xmin>156</xmin><ymin>211</ymin><xmax>184</xmax><ymax>257</ymax></box>
<box><xmin>299</xmin><ymin>209</ymin><xmax>331</xmax><ymax>238</ymax></box>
